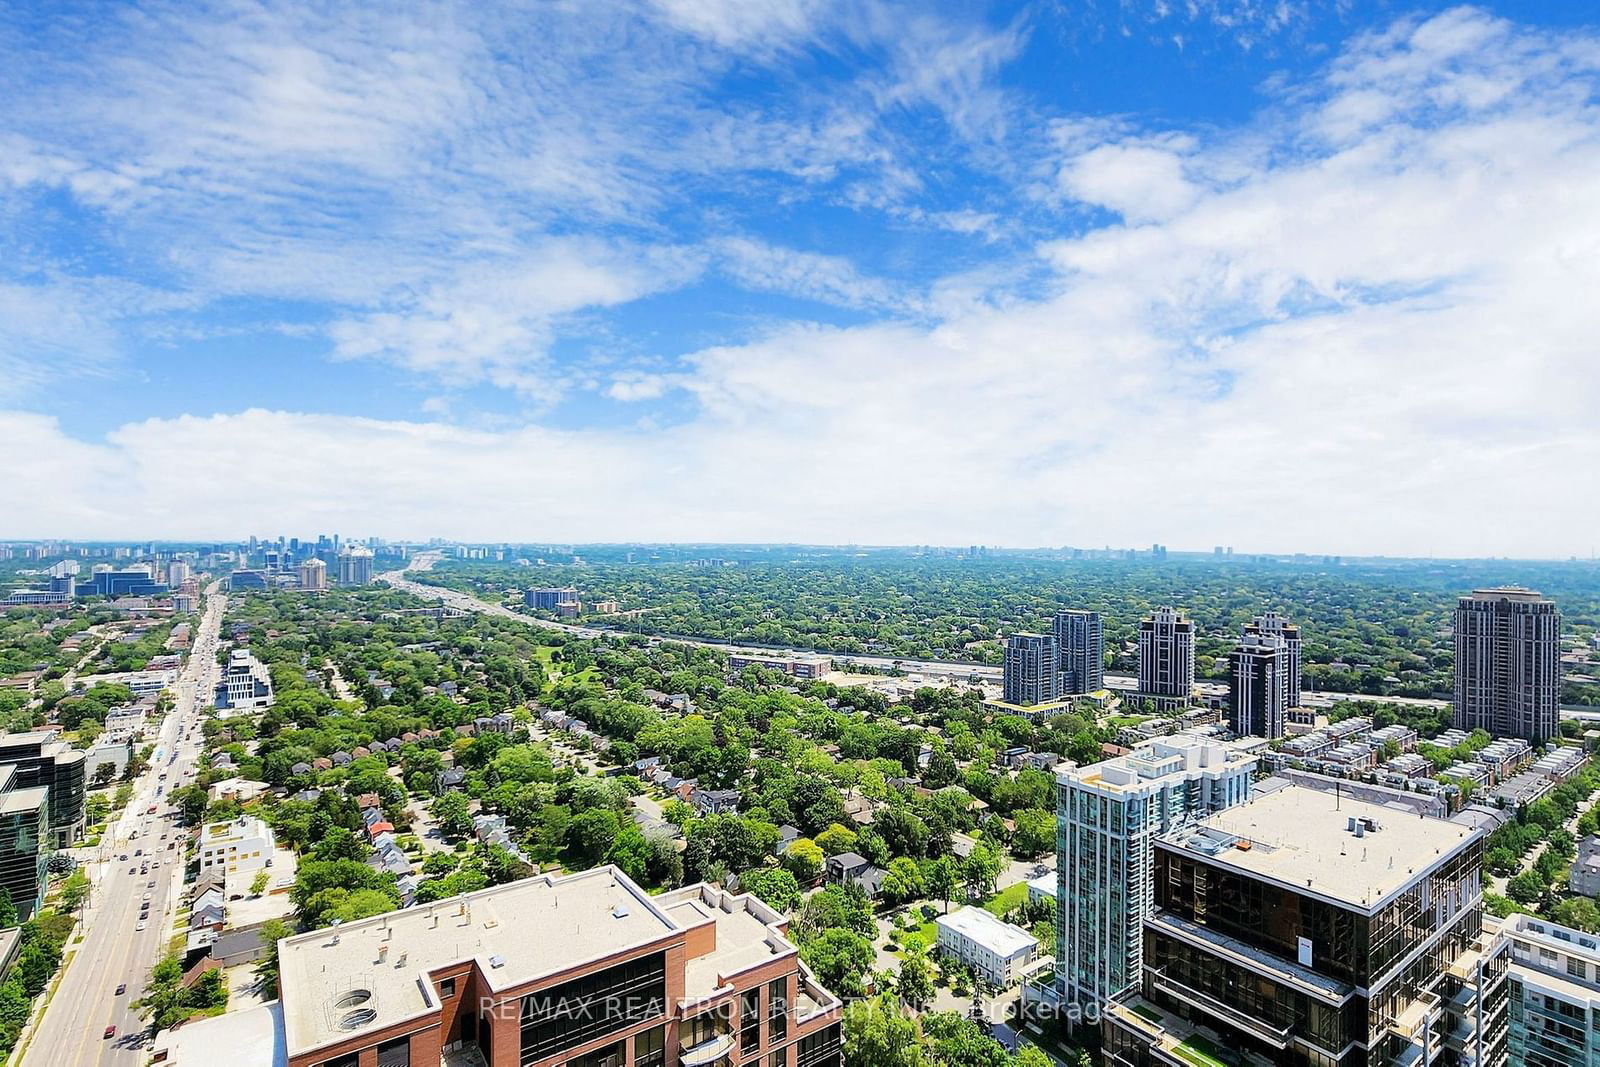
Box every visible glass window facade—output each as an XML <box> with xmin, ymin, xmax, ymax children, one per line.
<box><xmin>795</xmin><ymin>1024</ymin><xmax>841</xmax><ymax>1067</ymax></box>
<box><xmin>518</xmin><ymin>952</ymin><xmax>665</xmax><ymax>1065</ymax></box>
<box><xmin>634</xmin><ymin>1025</ymin><xmax>665</xmax><ymax>1067</ymax></box>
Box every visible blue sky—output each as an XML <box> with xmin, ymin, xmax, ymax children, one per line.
<box><xmin>3</xmin><ymin>1</ymin><xmax>1599</xmax><ymax>555</ymax></box>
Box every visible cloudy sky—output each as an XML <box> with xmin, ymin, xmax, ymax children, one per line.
<box><xmin>2</xmin><ymin>1</ymin><xmax>1598</xmax><ymax>556</ymax></box>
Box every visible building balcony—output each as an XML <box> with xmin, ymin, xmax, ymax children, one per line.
<box><xmin>1146</xmin><ymin>969</ymin><xmax>1292</xmax><ymax>1050</ymax></box>
<box><xmin>794</xmin><ymin>974</ymin><xmax>842</xmax><ymax>1025</ymax></box>
<box><xmin>679</xmin><ymin>1032</ymin><xmax>736</xmax><ymax>1067</ymax></box>
<box><xmin>1105</xmin><ymin>992</ymin><xmax>1277</xmax><ymax>1067</ymax></box>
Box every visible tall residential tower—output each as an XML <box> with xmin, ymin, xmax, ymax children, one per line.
<box><xmin>1244</xmin><ymin>610</ymin><xmax>1302</xmax><ymax>705</ymax></box>
<box><xmin>1135</xmin><ymin>607</ymin><xmax>1194</xmax><ymax>710</ymax></box>
<box><xmin>1454</xmin><ymin>588</ymin><xmax>1561</xmax><ymax>743</ymax></box>
<box><xmin>1054</xmin><ymin>610</ymin><xmax>1104</xmax><ymax>695</ymax></box>
<box><xmin>1003</xmin><ymin>633</ymin><xmax>1061</xmax><ymax>707</ymax></box>
<box><xmin>1229</xmin><ymin>632</ymin><xmax>1290</xmax><ymax>740</ymax></box>
<box><xmin>1051</xmin><ymin>738</ymin><xmax>1256</xmax><ymax>1013</ymax></box>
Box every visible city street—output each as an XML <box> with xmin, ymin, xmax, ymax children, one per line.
<box><xmin>18</xmin><ymin>584</ymin><xmax>226</xmax><ymax>1067</ymax></box>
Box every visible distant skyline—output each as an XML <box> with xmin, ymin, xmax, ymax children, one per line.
<box><xmin>3</xmin><ymin>2</ymin><xmax>1599</xmax><ymax>555</ymax></box>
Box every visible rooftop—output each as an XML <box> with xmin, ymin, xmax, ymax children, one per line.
<box><xmin>657</xmin><ymin>884</ymin><xmax>796</xmax><ymax>1004</ymax></box>
<box><xmin>935</xmin><ymin>905</ymin><xmax>1038</xmax><ymax>957</ymax></box>
<box><xmin>1160</xmin><ymin>784</ymin><xmax>1479</xmax><ymax>912</ymax></box>
<box><xmin>1061</xmin><ymin>736</ymin><xmax>1256</xmax><ymax>793</ymax></box>
<box><xmin>276</xmin><ymin>866</ymin><xmax>811</xmax><ymax>1057</ymax></box>
<box><xmin>150</xmin><ymin>1000</ymin><xmax>287</xmax><ymax>1067</ymax></box>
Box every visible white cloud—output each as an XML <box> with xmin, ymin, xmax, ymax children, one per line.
<box><xmin>327</xmin><ymin>239</ymin><xmax>703</xmax><ymax>396</ymax></box>
<box><xmin>4</xmin><ymin>7</ymin><xmax>1600</xmax><ymax>556</ymax></box>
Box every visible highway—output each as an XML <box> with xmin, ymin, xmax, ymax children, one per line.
<box><xmin>20</xmin><ymin>584</ymin><xmax>226</xmax><ymax>1067</ymax></box>
<box><xmin>383</xmin><ymin>556</ymin><xmax>1464</xmax><ymax>710</ymax></box>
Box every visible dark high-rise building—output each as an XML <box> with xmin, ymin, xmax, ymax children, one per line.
<box><xmin>1102</xmin><ymin>785</ymin><xmax>1509</xmax><ymax>1067</ymax></box>
<box><xmin>1229</xmin><ymin>632</ymin><xmax>1289</xmax><ymax>739</ymax></box>
<box><xmin>1454</xmin><ymin>588</ymin><xmax>1562</xmax><ymax>743</ymax></box>
<box><xmin>1053</xmin><ymin>610</ymin><xmax>1104</xmax><ymax>695</ymax></box>
<box><xmin>0</xmin><ymin>764</ymin><xmax>48</xmax><ymax>921</ymax></box>
<box><xmin>0</xmin><ymin>731</ymin><xmax>85</xmax><ymax>848</ymax></box>
<box><xmin>1244</xmin><ymin>610</ymin><xmax>1302</xmax><ymax>706</ymax></box>
<box><xmin>1136</xmin><ymin>607</ymin><xmax>1194</xmax><ymax>709</ymax></box>
<box><xmin>1003</xmin><ymin>633</ymin><xmax>1060</xmax><ymax>707</ymax></box>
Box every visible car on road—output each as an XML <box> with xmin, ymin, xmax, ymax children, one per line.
<box><xmin>135</xmin><ymin>921</ymin><xmax>146</xmax><ymax>931</ymax></box>
<box><xmin>104</xmin><ymin>1025</ymin><xmax>117</xmax><ymax>1039</ymax></box>
<box><xmin>115</xmin><ymin>983</ymin><xmax>127</xmax><ymax>995</ymax></box>
<box><xmin>129</xmin><ymin>867</ymin><xmax>136</xmax><ymax>874</ymax></box>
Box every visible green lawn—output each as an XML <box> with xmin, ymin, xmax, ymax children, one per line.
<box><xmin>896</xmin><ymin>918</ymin><xmax>939</xmax><ymax>956</ymax></box>
<box><xmin>983</xmin><ymin>881</ymin><xmax>1029</xmax><ymax>918</ymax></box>
<box><xmin>1173</xmin><ymin>1034</ymin><xmax>1228</xmax><ymax>1067</ymax></box>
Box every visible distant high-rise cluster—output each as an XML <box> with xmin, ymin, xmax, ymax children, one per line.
<box><xmin>337</xmin><ymin>543</ymin><xmax>375</xmax><ymax>586</ymax></box>
<box><xmin>1453</xmin><ymin>587</ymin><xmax>1562</xmax><ymax>743</ymax></box>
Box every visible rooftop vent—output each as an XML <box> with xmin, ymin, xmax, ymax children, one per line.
<box><xmin>338</xmin><ymin>1007</ymin><xmax>378</xmax><ymax>1031</ymax></box>
<box><xmin>613</xmin><ymin>904</ymin><xmax>630</xmax><ymax>919</ymax></box>
<box><xmin>333</xmin><ymin>989</ymin><xmax>373</xmax><ymax>1010</ymax></box>
<box><xmin>488</xmin><ymin>954</ymin><xmax>506</xmax><ymax>969</ymax></box>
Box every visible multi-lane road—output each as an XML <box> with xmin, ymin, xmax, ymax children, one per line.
<box><xmin>20</xmin><ymin>584</ymin><xmax>226</xmax><ymax>1067</ymax></box>
<box><xmin>383</xmin><ymin>555</ymin><xmax>1461</xmax><ymax>711</ymax></box>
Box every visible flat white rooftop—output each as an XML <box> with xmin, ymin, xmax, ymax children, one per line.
<box><xmin>150</xmin><ymin>1000</ymin><xmax>286</xmax><ymax>1067</ymax></box>
<box><xmin>935</xmin><ymin>905</ymin><xmax>1038</xmax><ymax>957</ymax></box>
<box><xmin>277</xmin><ymin>866</ymin><xmax>678</xmax><ymax>1055</ymax></box>
<box><xmin>1160</xmin><ymin>784</ymin><xmax>1479</xmax><ymax>911</ymax></box>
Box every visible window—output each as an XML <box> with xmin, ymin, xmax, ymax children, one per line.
<box><xmin>1570</xmin><ymin>958</ymin><xmax>1589</xmax><ymax>980</ymax></box>
<box><xmin>634</xmin><ymin>1025</ymin><xmax>666</xmax><ymax>1067</ymax></box>
<box><xmin>566</xmin><ymin>1040</ymin><xmax>624</xmax><ymax>1067</ymax></box>
<box><xmin>768</xmin><ymin>1051</ymin><xmax>786</xmax><ymax>1067</ymax></box>
<box><xmin>741</xmin><ymin>989</ymin><xmax>761</xmax><ymax>1053</ymax></box>
<box><xmin>796</xmin><ymin>1025</ymin><xmax>842</xmax><ymax>1067</ymax></box>
<box><xmin>321</xmin><ymin>1057</ymin><xmax>359</xmax><ymax>1067</ymax></box>
<box><xmin>769</xmin><ymin>978</ymin><xmax>788</xmax><ymax>1040</ymax></box>
<box><xmin>376</xmin><ymin>1037</ymin><xmax>410</xmax><ymax>1067</ymax></box>
<box><xmin>519</xmin><ymin>952</ymin><xmax>665</xmax><ymax>1065</ymax></box>
<box><xmin>439</xmin><ymin>977</ymin><xmax>456</xmax><ymax>999</ymax></box>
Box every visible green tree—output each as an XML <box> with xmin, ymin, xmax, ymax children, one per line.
<box><xmin>254</xmin><ymin>918</ymin><xmax>293</xmax><ymax>991</ymax></box>
<box><xmin>1506</xmin><ymin>870</ymin><xmax>1546</xmax><ymax>906</ymax></box>
<box><xmin>843</xmin><ymin>993</ymin><xmax>926</xmax><ymax>1067</ymax></box>
<box><xmin>1010</xmin><ymin>810</ymin><xmax>1054</xmax><ymax>859</ymax></box>
<box><xmin>927</xmin><ymin>856</ymin><xmax>959</xmax><ymax>913</ymax></box>
<box><xmin>250</xmin><ymin>869</ymin><xmax>271</xmax><ymax>897</ymax></box>
<box><xmin>814</xmin><ymin>823</ymin><xmax>859</xmax><ymax>856</ymax></box>
<box><xmin>879</xmin><ymin>857</ymin><xmax>924</xmax><ymax>906</ymax></box>
<box><xmin>60</xmin><ymin>870</ymin><xmax>91</xmax><ymax>913</ymax></box>
<box><xmin>741</xmin><ymin>868</ymin><xmax>802</xmax><ymax>913</ymax></box>
<box><xmin>567</xmin><ymin>808</ymin><xmax>621</xmax><ymax>866</ymax></box>
<box><xmin>1550</xmin><ymin>896</ymin><xmax>1600</xmax><ymax>933</ymax></box>
<box><xmin>783</xmin><ymin>838</ymin><xmax>825</xmax><ymax>883</ymax></box>
<box><xmin>0</xmin><ymin>888</ymin><xmax>16</xmax><ymax>928</ymax></box>
<box><xmin>800</xmin><ymin>928</ymin><xmax>875</xmax><ymax>999</ymax></box>
<box><xmin>897</xmin><ymin>947</ymin><xmax>934</xmax><ymax>1009</ymax></box>
<box><xmin>433</xmin><ymin>792</ymin><xmax>473</xmax><ymax>840</ymax></box>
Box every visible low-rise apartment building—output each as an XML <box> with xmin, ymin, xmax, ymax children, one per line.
<box><xmin>198</xmin><ymin>815</ymin><xmax>276</xmax><ymax>878</ymax></box>
<box><xmin>215</xmin><ymin>648</ymin><xmax>274</xmax><ymax>712</ymax></box>
<box><xmin>935</xmin><ymin>905</ymin><xmax>1038</xmax><ymax>988</ymax></box>
<box><xmin>154</xmin><ymin>866</ymin><xmax>843</xmax><ymax>1067</ymax></box>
